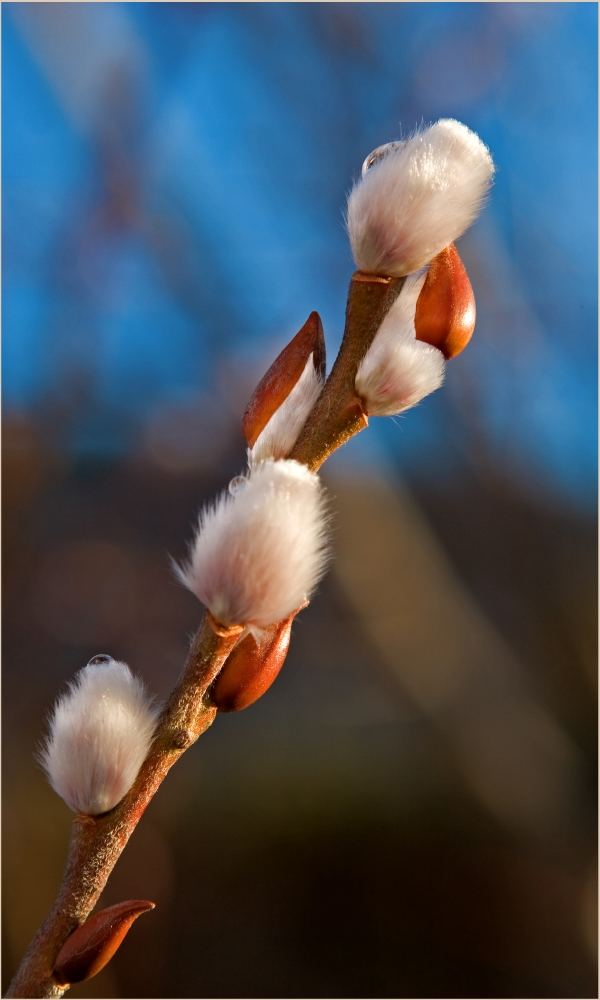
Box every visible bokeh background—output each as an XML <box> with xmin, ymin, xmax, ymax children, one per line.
<box><xmin>3</xmin><ymin>3</ymin><xmax>597</xmax><ymax>998</ymax></box>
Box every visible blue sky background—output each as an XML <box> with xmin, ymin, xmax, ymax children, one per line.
<box><xmin>3</xmin><ymin>2</ymin><xmax>597</xmax><ymax>508</ymax></box>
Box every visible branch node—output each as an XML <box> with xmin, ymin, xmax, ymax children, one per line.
<box><xmin>171</xmin><ymin>729</ymin><xmax>192</xmax><ymax>751</ymax></box>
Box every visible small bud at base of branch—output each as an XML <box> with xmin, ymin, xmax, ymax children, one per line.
<box><xmin>53</xmin><ymin>899</ymin><xmax>155</xmax><ymax>987</ymax></box>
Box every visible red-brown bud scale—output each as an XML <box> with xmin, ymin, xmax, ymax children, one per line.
<box><xmin>415</xmin><ymin>244</ymin><xmax>476</xmax><ymax>359</ymax></box>
<box><xmin>243</xmin><ymin>312</ymin><xmax>326</xmax><ymax>447</ymax></box>
<box><xmin>53</xmin><ymin>899</ymin><xmax>155</xmax><ymax>986</ymax></box>
<box><xmin>211</xmin><ymin>606</ymin><xmax>306</xmax><ymax>712</ymax></box>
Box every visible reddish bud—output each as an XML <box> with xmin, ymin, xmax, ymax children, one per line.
<box><xmin>212</xmin><ymin>606</ymin><xmax>305</xmax><ymax>712</ymax></box>
<box><xmin>53</xmin><ymin>899</ymin><xmax>155</xmax><ymax>987</ymax></box>
<box><xmin>243</xmin><ymin>313</ymin><xmax>326</xmax><ymax>447</ymax></box>
<box><xmin>414</xmin><ymin>244</ymin><xmax>476</xmax><ymax>359</ymax></box>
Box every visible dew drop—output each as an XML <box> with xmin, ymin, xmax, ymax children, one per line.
<box><xmin>361</xmin><ymin>141</ymin><xmax>405</xmax><ymax>177</ymax></box>
<box><xmin>228</xmin><ymin>475</ymin><xmax>248</xmax><ymax>497</ymax></box>
<box><xmin>87</xmin><ymin>654</ymin><xmax>113</xmax><ymax>666</ymax></box>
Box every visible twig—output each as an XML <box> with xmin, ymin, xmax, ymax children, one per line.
<box><xmin>290</xmin><ymin>272</ymin><xmax>404</xmax><ymax>469</ymax></box>
<box><xmin>6</xmin><ymin>616</ymin><xmax>242</xmax><ymax>998</ymax></box>
<box><xmin>9</xmin><ymin>111</ymin><xmax>495</xmax><ymax>997</ymax></box>
<box><xmin>7</xmin><ymin>272</ymin><xmax>398</xmax><ymax>999</ymax></box>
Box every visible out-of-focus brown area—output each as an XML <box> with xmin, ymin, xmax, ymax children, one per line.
<box><xmin>2</xmin><ymin>408</ymin><xmax>596</xmax><ymax>998</ymax></box>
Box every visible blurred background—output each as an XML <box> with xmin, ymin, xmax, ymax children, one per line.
<box><xmin>2</xmin><ymin>3</ymin><xmax>597</xmax><ymax>998</ymax></box>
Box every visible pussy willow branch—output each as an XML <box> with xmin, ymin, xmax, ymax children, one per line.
<box><xmin>7</xmin><ymin>616</ymin><xmax>242</xmax><ymax>999</ymax></box>
<box><xmin>7</xmin><ymin>271</ymin><xmax>403</xmax><ymax>1000</ymax></box>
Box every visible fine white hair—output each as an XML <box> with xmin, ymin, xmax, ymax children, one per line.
<box><xmin>356</xmin><ymin>270</ymin><xmax>445</xmax><ymax>416</ymax></box>
<box><xmin>347</xmin><ymin>118</ymin><xmax>494</xmax><ymax>276</ymax></box>
<box><xmin>249</xmin><ymin>353</ymin><xmax>323</xmax><ymax>465</ymax></box>
<box><xmin>40</xmin><ymin>658</ymin><xmax>158</xmax><ymax>815</ymax></box>
<box><xmin>175</xmin><ymin>459</ymin><xmax>329</xmax><ymax>628</ymax></box>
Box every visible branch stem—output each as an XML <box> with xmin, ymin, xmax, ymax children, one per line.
<box><xmin>289</xmin><ymin>270</ymin><xmax>405</xmax><ymax>470</ymax></box>
<box><xmin>7</xmin><ymin>617</ymin><xmax>242</xmax><ymax>999</ymax></box>
<box><xmin>8</xmin><ymin>270</ymin><xmax>401</xmax><ymax>999</ymax></box>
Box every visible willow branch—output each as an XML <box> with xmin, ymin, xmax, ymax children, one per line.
<box><xmin>7</xmin><ymin>271</ymin><xmax>398</xmax><ymax>1000</ymax></box>
<box><xmin>7</xmin><ymin>617</ymin><xmax>242</xmax><ymax>999</ymax></box>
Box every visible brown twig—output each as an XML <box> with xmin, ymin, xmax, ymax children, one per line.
<box><xmin>7</xmin><ymin>617</ymin><xmax>242</xmax><ymax>998</ymax></box>
<box><xmin>289</xmin><ymin>271</ymin><xmax>405</xmax><ymax>470</ymax></box>
<box><xmin>7</xmin><ymin>271</ymin><xmax>398</xmax><ymax>999</ymax></box>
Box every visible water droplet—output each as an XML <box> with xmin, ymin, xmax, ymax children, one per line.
<box><xmin>228</xmin><ymin>475</ymin><xmax>248</xmax><ymax>497</ymax></box>
<box><xmin>361</xmin><ymin>141</ymin><xmax>405</xmax><ymax>177</ymax></box>
<box><xmin>88</xmin><ymin>654</ymin><xmax>112</xmax><ymax>666</ymax></box>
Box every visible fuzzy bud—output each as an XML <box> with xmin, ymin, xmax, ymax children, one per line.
<box><xmin>347</xmin><ymin>118</ymin><xmax>494</xmax><ymax>276</ymax></box>
<box><xmin>175</xmin><ymin>459</ymin><xmax>329</xmax><ymax>628</ymax></box>
<box><xmin>40</xmin><ymin>657</ymin><xmax>158</xmax><ymax>815</ymax></box>
<box><xmin>355</xmin><ymin>270</ymin><xmax>445</xmax><ymax>416</ymax></box>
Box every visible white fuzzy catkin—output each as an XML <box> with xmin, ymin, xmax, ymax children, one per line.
<box><xmin>356</xmin><ymin>269</ymin><xmax>445</xmax><ymax>416</ymax></box>
<box><xmin>175</xmin><ymin>459</ymin><xmax>329</xmax><ymax>628</ymax></box>
<box><xmin>347</xmin><ymin>118</ymin><xmax>494</xmax><ymax>276</ymax></box>
<box><xmin>249</xmin><ymin>353</ymin><xmax>323</xmax><ymax>465</ymax></box>
<box><xmin>40</xmin><ymin>659</ymin><xmax>158</xmax><ymax>815</ymax></box>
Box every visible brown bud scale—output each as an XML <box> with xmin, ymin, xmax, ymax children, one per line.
<box><xmin>243</xmin><ymin>312</ymin><xmax>326</xmax><ymax>447</ymax></box>
<box><xmin>211</xmin><ymin>607</ymin><xmax>305</xmax><ymax>712</ymax></box>
<box><xmin>415</xmin><ymin>244</ymin><xmax>476</xmax><ymax>359</ymax></box>
<box><xmin>53</xmin><ymin>899</ymin><xmax>155</xmax><ymax>986</ymax></box>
